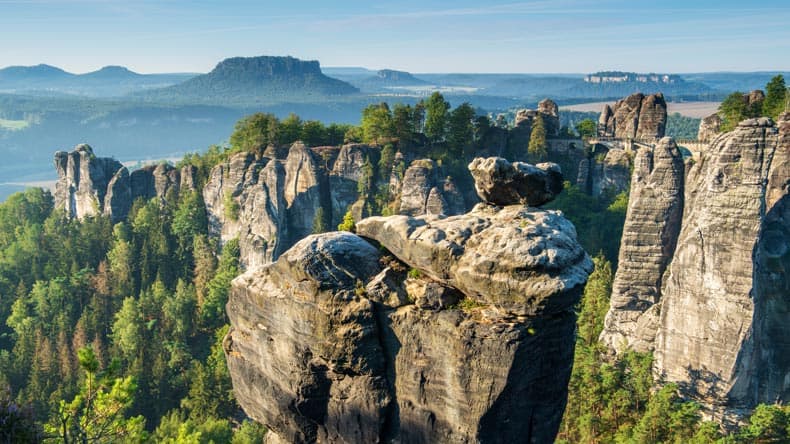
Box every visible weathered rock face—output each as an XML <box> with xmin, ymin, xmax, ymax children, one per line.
<box><xmin>599</xmin><ymin>93</ymin><xmax>667</xmax><ymax>140</ymax></box>
<box><xmin>654</xmin><ymin>116</ymin><xmax>790</xmax><ymax>422</ymax></box>
<box><xmin>538</xmin><ymin>98</ymin><xmax>561</xmax><ymax>137</ymax></box>
<box><xmin>698</xmin><ymin>113</ymin><xmax>722</xmax><ymax>143</ymax></box>
<box><xmin>600</xmin><ymin>137</ymin><xmax>684</xmax><ymax>353</ymax></box>
<box><xmin>54</xmin><ymin>144</ymin><xmax>194</xmax><ymax>222</ymax></box>
<box><xmin>602</xmin><ymin>115</ymin><xmax>790</xmax><ymax>424</ymax></box>
<box><xmin>203</xmin><ymin>146</ymin><xmax>467</xmax><ymax>269</ymax></box>
<box><xmin>468</xmin><ymin>157</ymin><xmax>562</xmax><ymax>207</ymax></box>
<box><xmin>225</xmin><ymin>158</ymin><xmax>593</xmax><ymax>443</ymax></box>
<box><xmin>577</xmin><ymin>148</ymin><xmax>633</xmax><ymax>197</ymax></box>
<box><xmin>398</xmin><ymin>159</ymin><xmax>465</xmax><ymax>216</ymax></box>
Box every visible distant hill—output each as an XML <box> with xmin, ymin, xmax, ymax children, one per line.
<box><xmin>143</xmin><ymin>56</ymin><xmax>359</xmax><ymax>104</ymax></box>
<box><xmin>342</xmin><ymin>68</ymin><xmax>430</xmax><ymax>92</ymax></box>
<box><xmin>0</xmin><ymin>64</ymin><xmax>195</xmax><ymax>97</ymax></box>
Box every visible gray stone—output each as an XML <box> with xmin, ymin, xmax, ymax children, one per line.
<box><xmin>600</xmin><ymin>137</ymin><xmax>684</xmax><ymax>353</ymax></box>
<box><xmin>468</xmin><ymin>157</ymin><xmax>563</xmax><ymax>206</ymax></box>
<box><xmin>226</xmin><ymin>199</ymin><xmax>592</xmax><ymax>442</ymax></box>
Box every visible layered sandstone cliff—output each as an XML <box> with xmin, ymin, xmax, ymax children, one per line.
<box><xmin>53</xmin><ymin>144</ymin><xmax>195</xmax><ymax>222</ymax></box>
<box><xmin>602</xmin><ymin>114</ymin><xmax>790</xmax><ymax>423</ymax></box>
<box><xmin>224</xmin><ymin>157</ymin><xmax>592</xmax><ymax>443</ymax></box>
<box><xmin>599</xmin><ymin>92</ymin><xmax>668</xmax><ymax>140</ymax></box>
<box><xmin>203</xmin><ymin>143</ymin><xmax>468</xmax><ymax>269</ymax></box>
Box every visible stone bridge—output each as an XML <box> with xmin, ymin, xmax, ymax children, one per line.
<box><xmin>588</xmin><ymin>136</ymin><xmax>707</xmax><ymax>160</ymax></box>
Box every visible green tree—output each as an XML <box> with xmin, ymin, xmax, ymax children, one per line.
<box><xmin>200</xmin><ymin>240</ymin><xmax>239</xmax><ymax>330</ymax></box>
<box><xmin>719</xmin><ymin>92</ymin><xmax>748</xmax><ymax>132</ymax></box>
<box><xmin>575</xmin><ymin>119</ymin><xmax>597</xmax><ymax>139</ymax></box>
<box><xmin>229</xmin><ymin>113</ymin><xmax>278</xmax><ymax>153</ymax></box>
<box><xmin>311</xmin><ymin>207</ymin><xmax>328</xmax><ymax>234</ymax></box>
<box><xmin>764</xmin><ymin>75</ymin><xmax>787</xmax><ymax>120</ymax></box>
<box><xmin>47</xmin><ymin>347</ymin><xmax>147</xmax><ymax>443</ymax></box>
<box><xmin>424</xmin><ymin>92</ymin><xmax>450</xmax><ymax>144</ymax></box>
<box><xmin>447</xmin><ymin>103</ymin><xmax>475</xmax><ymax>159</ymax></box>
<box><xmin>360</xmin><ymin>103</ymin><xmax>394</xmax><ymax>144</ymax></box>
<box><xmin>276</xmin><ymin>113</ymin><xmax>303</xmax><ymax>145</ymax></box>
<box><xmin>337</xmin><ymin>211</ymin><xmax>356</xmax><ymax>232</ymax></box>
<box><xmin>300</xmin><ymin>120</ymin><xmax>327</xmax><ymax>147</ymax></box>
<box><xmin>528</xmin><ymin>114</ymin><xmax>548</xmax><ymax>161</ymax></box>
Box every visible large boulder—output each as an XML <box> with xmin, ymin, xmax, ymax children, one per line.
<box><xmin>468</xmin><ymin>157</ymin><xmax>563</xmax><ymax>206</ymax></box>
<box><xmin>225</xmin><ymin>157</ymin><xmax>593</xmax><ymax>443</ymax></box>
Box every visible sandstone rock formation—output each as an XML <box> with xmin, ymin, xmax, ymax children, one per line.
<box><xmin>576</xmin><ymin>147</ymin><xmax>633</xmax><ymax>197</ymax></box>
<box><xmin>601</xmin><ymin>114</ymin><xmax>790</xmax><ymax>424</ymax></box>
<box><xmin>203</xmin><ymin>144</ymin><xmax>467</xmax><ymax>269</ymax></box>
<box><xmin>468</xmin><ymin>157</ymin><xmax>562</xmax><ymax>206</ymax></box>
<box><xmin>54</xmin><ymin>144</ymin><xmax>194</xmax><ymax>222</ymax></box>
<box><xmin>599</xmin><ymin>137</ymin><xmax>684</xmax><ymax>353</ymax></box>
<box><xmin>698</xmin><ymin>113</ymin><xmax>722</xmax><ymax>143</ymax></box>
<box><xmin>654</xmin><ymin>115</ymin><xmax>789</xmax><ymax>423</ymax></box>
<box><xmin>398</xmin><ymin>159</ymin><xmax>464</xmax><ymax>216</ymax></box>
<box><xmin>225</xmin><ymin>157</ymin><xmax>593</xmax><ymax>443</ymax></box>
<box><xmin>599</xmin><ymin>93</ymin><xmax>667</xmax><ymax>140</ymax></box>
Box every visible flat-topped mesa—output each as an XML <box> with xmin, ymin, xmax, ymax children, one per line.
<box><xmin>54</xmin><ymin>144</ymin><xmax>195</xmax><ymax>222</ymax></box>
<box><xmin>224</xmin><ymin>156</ymin><xmax>593</xmax><ymax>443</ymax></box>
<box><xmin>468</xmin><ymin>157</ymin><xmax>563</xmax><ymax>207</ymax></box>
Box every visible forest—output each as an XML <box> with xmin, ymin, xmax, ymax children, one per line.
<box><xmin>1</xmin><ymin>84</ymin><xmax>789</xmax><ymax>443</ymax></box>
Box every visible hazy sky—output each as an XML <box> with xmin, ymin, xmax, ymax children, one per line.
<box><xmin>1</xmin><ymin>0</ymin><xmax>789</xmax><ymax>74</ymax></box>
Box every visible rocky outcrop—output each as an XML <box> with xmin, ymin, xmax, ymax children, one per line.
<box><xmin>397</xmin><ymin>159</ymin><xmax>465</xmax><ymax>216</ymax></box>
<box><xmin>601</xmin><ymin>115</ymin><xmax>790</xmax><ymax>424</ymax></box>
<box><xmin>600</xmin><ymin>137</ymin><xmax>684</xmax><ymax>353</ymax></box>
<box><xmin>599</xmin><ymin>93</ymin><xmax>667</xmax><ymax>140</ymax></box>
<box><xmin>225</xmin><ymin>157</ymin><xmax>593</xmax><ymax>443</ymax></box>
<box><xmin>204</xmin><ymin>145</ymin><xmax>467</xmax><ymax>269</ymax></box>
<box><xmin>468</xmin><ymin>157</ymin><xmax>562</xmax><ymax>206</ymax></box>
<box><xmin>577</xmin><ymin>148</ymin><xmax>633</xmax><ymax>197</ymax></box>
<box><xmin>654</xmin><ymin>115</ymin><xmax>790</xmax><ymax>423</ymax></box>
<box><xmin>54</xmin><ymin>144</ymin><xmax>194</xmax><ymax>222</ymax></box>
<box><xmin>698</xmin><ymin>113</ymin><xmax>722</xmax><ymax>143</ymax></box>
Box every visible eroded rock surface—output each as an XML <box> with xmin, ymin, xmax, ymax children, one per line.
<box><xmin>225</xmin><ymin>158</ymin><xmax>592</xmax><ymax>443</ymax></box>
<box><xmin>599</xmin><ymin>92</ymin><xmax>667</xmax><ymax>140</ymax></box>
<box><xmin>698</xmin><ymin>113</ymin><xmax>722</xmax><ymax>143</ymax></box>
<box><xmin>398</xmin><ymin>159</ymin><xmax>465</xmax><ymax>216</ymax></box>
<box><xmin>54</xmin><ymin>144</ymin><xmax>194</xmax><ymax>222</ymax></box>
<box><xmin>600</xmin><ymin>137</ymin><xmax>684</xmax><ymax>353</ymax></box>
<box><xmin>601</xmin><ymin>115</ymin><xmax>790</xmax><ymax>424</ymax></box>
<box><xmin>468</xmin><ymin>157</ymin><xmax>563</xmax><ymax>207</ymax></box>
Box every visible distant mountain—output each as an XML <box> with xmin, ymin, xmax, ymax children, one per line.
<box><xmin>0</xmin><ymin>64</ymin><xmax>195</xmax><ymax>97</ymax></box>
<box><xmin>81</xmin><ymin>65</ymin><xmax>143</xmax><ymax>80</ymax></box>
<box><xmin>369</xmin><ymin>69</ymin><xmax>428</xmax><ymax>85</ymax></box>
<box><xmin>0</xmin><ymin>64</ymin><xmax>74</xmax><ymax>84</ymax></box>
<box><xmin>143</xmin><ymin>56</ymin><xmax>359</xmax><ymax>104</ymax></box>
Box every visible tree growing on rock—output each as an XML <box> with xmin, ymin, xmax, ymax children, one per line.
<box><xmin>528</xmin><ymin>114</ymin><xmax>548</xmax><ymax>161</ymax></box>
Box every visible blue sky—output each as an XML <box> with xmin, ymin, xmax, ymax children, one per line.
<box><xmin>1</xmin><ymin>0</ymin><xmax>789</xmax><ymax>74</ymax></box>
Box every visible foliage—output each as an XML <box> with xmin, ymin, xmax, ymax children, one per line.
<box><xmin>311</xmin><ymin>207</ymin><xmax>328</xmax><ymax>234</ymax></box>
<box><xmin>360</xmin><ymin>103</ymin><xmax>394</xmax><ymax>144</ymax></box>
<box><xmin>0</xmin><ymin>388</ymin><xmax>41</xmax><ymax>443</ymax></box>
<box><xmin>46</xmin><ymin>347</ymin><xmax>147</xmax><ymax>443</ymax></box>
<box><xmin>527</xmin><ymin>114</ymin><xmax>547</xmax><ymax>161</ymax></box>
<box><xmin>337</xmin><ymin>210</ymin><xmax>356</xmax><ymax>232</ymax></box>
<box><xmin>763</xmin><ymin>75</ymin><xmax>787</xmax><ymax>120</ymax></box>
<box><xmin>424</xmin><ymin>92</ymin><xmax>450</xmax><ymax>144</ymax></box>
<box><xmin>223</xmin><ymin>192</ymin><xmax>239</xmax><ymax>222</ymax></box>
<box><xmin>575</xmin><ymin>118</ymin><xmax>597</xmax><ymax>139</ymax></box>
<box><xmin>666</xmin><ymin>113</ymin><xmax>701</xmax><ymax>139</ymax></box>
<box><xmin>546</xmin><ymin>183</ymin><xmax>627</xmax><ymax>266</ymax></box>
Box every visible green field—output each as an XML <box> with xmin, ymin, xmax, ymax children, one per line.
<box><xmin>0</xmin><ymin>118</ymin><xmax>30</xmax><ymax>130</ymax></box>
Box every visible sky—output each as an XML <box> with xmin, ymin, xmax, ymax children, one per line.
<box><xmin>1</xmin><ymin>0</ymin><xmax>789</xmax><ymax>74</ymax></box>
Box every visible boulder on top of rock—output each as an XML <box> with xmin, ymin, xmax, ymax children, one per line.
<box><xmin>468</xmin><ymin>157</ymin><xmax>563</xmax><ymax>207</ymax></box>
